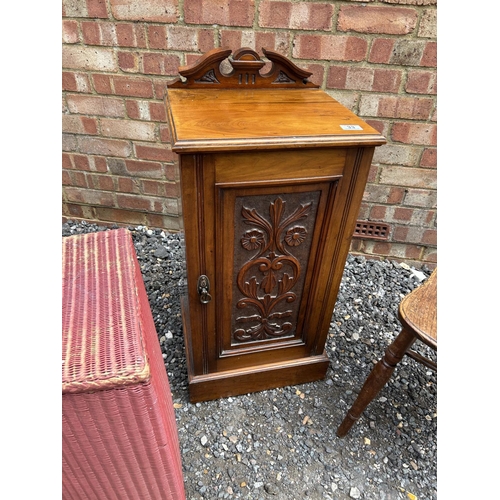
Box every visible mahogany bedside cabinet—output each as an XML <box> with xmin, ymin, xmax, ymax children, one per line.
<box><xmin>165</xmin><ymin>47</ymin><xmax>386</xmax><ymax>402</ymax></box>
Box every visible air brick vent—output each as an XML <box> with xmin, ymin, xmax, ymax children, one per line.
<box><xmin>353</xmin><ymin>220</ymin><xmax>390</xmax><ymax>240</ymax></box>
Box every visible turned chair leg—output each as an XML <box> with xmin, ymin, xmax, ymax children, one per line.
<box><xmin>337</xmin><ymin>327</ymin><xmax>416</xmax><ymax>438</ymax></box>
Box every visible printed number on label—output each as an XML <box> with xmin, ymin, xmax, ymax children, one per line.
<box><xmin>340</xmin><ymin>125</ymin><xmax>363</xmax><ymax>130</ymax></box>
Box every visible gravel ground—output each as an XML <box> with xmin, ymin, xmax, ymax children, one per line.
<box><xmin>62</xmin><ymin>221</ymin><xmax>437</xmax><ymax>500</ymax></box>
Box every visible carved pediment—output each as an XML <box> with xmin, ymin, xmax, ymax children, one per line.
<box><xmin>168</xmin><ymin>47</ymin><xmax>319</xmax><ymax>89</ymax></box>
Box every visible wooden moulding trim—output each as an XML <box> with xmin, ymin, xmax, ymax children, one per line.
<box><xmin>168</xmin><ymin>47</ymin><xmax>319</xmax><ymax>89</ymax></box>
<box><xmin>186</xmin><ymin>352</ymin><xmax>330</xmax><ymax>402</ymax></box>
<box><xmin>170</xmin><ymin>134</ymin><xmax>387</xmax><ymax>153</ymax></box>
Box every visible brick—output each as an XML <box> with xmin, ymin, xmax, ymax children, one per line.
<box><xmin>153</xmin><ymin>80</ymin><xmax>168</xmax><ymax>100</ymax></box>
<box><xmin>379</xmin><ymin>166</ymin><xmax>437</xmax><ymax>189</ymax></box>
<box><xmin>101</xmin><ymin>118</ymin><xmax>156</xmax><ymax>141</ymax></box>
<box><xmin>86</xmin><ymin>173</ymin><xmax>115</xmax><ymax>191</ymax></box>
<box><xmin>404</xmin><ymin>188</ymin><xmax>437</xmax><ymax>208</ymax></box>
<box><xmin>62</xmin><ymin>203</ymin><xmax>89</xmax><ymax>220</ymax></box>
<box><xmin>220</xmin><ymin>30</ymin><xmax>289</xmax><ymax>55</ymax></box>
<box><xmin>135</xmin><ymin>144</ymin><xmax>176</xmax><ymax>162</ymax></box>
<box><xmin>118</xmin><ymin>51</ymin><xmax>140</xmax><ymax>72</ymax></box>
<box><xmin>259</xmin><ymin>1</ymin><xmax>334</xmax><ymax>31</ymax></box>
<box><xmin>63</xmin><ymin>72</ymin><xmax>91</xmax><ymax>92</ymax></box>
<box><xmin>117</xmin><ymin>176</ymin><xmax>140</xmax><ymax>193</ymax></box>
<box><xmin>107</xmin><ymin>158</ymin><xmax>128</xmax><ymax>175</ymax></box>
<box><xmin>392</xmin><ymin>207</ymin><xmax>413</xmax><ymax>222</ymax></box>
<box><xmin>93</xmin><ymin>156</ymin><xmax>108</xmax><ymax>172</ymax></box>
<box><xmin>142</xmin><ymin>179</ymin><xmax>167</xmax><ymax>196</ymax></box>
<box><xmin>62</xmin><ymin>170</ymin><xmax>72</xmax><ymax>186</ymax></box>
<box><xmin>62</xmin><ymin>0</ymin><xmax>88</xmax><ymax>17</ymax></box>
<box><xmin>66</xmin><ymin>95</ymin><xmax>126</xmax><ymax>117</ymax></box>
<box><xmin>165</xmin><ymin>164</ymin><xmax>177</xmax><ymax>182</ymax></box>
<box><xmin>369</xmin><ymin>38</ymin><xmax>395</xmax><ymax>64</ymax></box>
<box><xmin>363</xmin><ymin>184</ymin><xmax>405</xmax><ymax>204</ymax></box>
<box><xmin>365</xmin><ymin>119</ymin><xmax>388</xmax><ymax>137</ymax></box>
<box><xmin>148</xmin><ymin>25</ymin><xmax>167</xmax><ymax>49</ymax></box>
<box><xmin>418</xmin><ymin>8</ymin><xmax>437</xmax><ymax>38</ymax></box>
<box><xmin>300</xmin><ymin>63</ymin><xmax>324</xmax><ymax>87</ymax></box>
<box><xmin>143</xmin><ymin>53</ymin><xmax>181</xmax><ymax>76</ymax></box>
<box><xmin>65</xmin><ymin>187</ymin><xmax>115</xmax><ymax>207</ymax></box>
<box><xmin>370</xmin><ymin>205</ymin><xmax>387</xmax><ymax>221</ymax></box>
<box><xmin>389</xmin><ymin>40</ymin><xmax>427</xmax><ymax>66</ymax></box>
<box><xmin>146</xmin><ymin>213</ymin><xmax>181</xmax><ymax>230</ymax></box>
<box><xmin>78</xmin><ymin>136</ymin><xmax>132</xmax><ymax>157</ymax></box>
<box><xmin>420</xmin><ymin>148</ymin><xmax>436</xmax><ymax>168</ymax></box>
<box><xmin>63</xmin><ymin>20</ymin><xmax>80</xmax><ymax>43</ymax></box>
<box><xmin>116</xmin><ymin>194</ymin><xmax>152</xmax><ymax>211</ymax></box>
<box><xmin>338</xmin><ymin>6</ymin><xmax>417</xmax><ymax>35</ymax></box>
<box><xmin>367</xmin><ymin>163</ymin><xmax>379</xmax><ymax>184</ymax></box>
<box><xmin>87</xmin><ymin>0</ymin><xmax>108</xmax><ymax>18</ymax></box>
<box><xmin>405</xmin><ymin>70</ymin><xmax>437</xmax><ymax>94</ymax></box>
<box><xmin>420</xmin><ymin>41</ymin><xmax>437</xmax><ymax>67</ymax></box>
<box><xmin>346</xmin><ymin>67</ymin><xmax>373</xmax><ymax>91</ymax></box>
<box><xmin>392</xmin><ymin>225</ymin><xmax>410</xmax><ymax>242</ymax></box>
<box><xmin>422</xmin><ymin>229</ymin><xmax>437</xmax><ymax>245</ymax></box>
<box><xmin>372</xmin><ymin>69</ymin><xmax>402</xmax><ymax>93</ymax></box>
<box><xmin>125</xmin><ymin>159</ymin><xmax>164</xmax><ymax>178</ymax></box>
<box><xmin>149</xmin><ymin>102</ymin><xmax>167</xmax><ymax>122</ymax></box>
<box><xmin>95</xmin><ymin>207</ymin><xmax>148</xmax><ymax>225</ymax></box>
<box><xmin>62</xmin><ymin>115</ymin><xmax>98</xmax><ymax>135</ymax></box>
<box><xmin>62</xmin><ymin>45</ymin><xmax>117</xmax><ymax>71</ymax></box>
<box><xmin>184</xmin><ymin>0</ymin><xmax>255</xmax><ymax>26</ymax></box>
<box><xmin>116</xmin><ymin>23</ymin><xmax>147</xmax><ymax>48</ymax></box>
<box><xmin>160</xmin><ymin>125</ymin><xmax>171</xmax><ymax>142</ymax></box>
<box><xmin>63</xmin><ymin>134</ymin><xmax>78</xmax><ymax>152</ymax></box>
<box><xmin>126</xmin><ymin>100</ymin><xmax>148</xmax><ymax>120</ymax></box>
<box><xmin>92</xmin><ymin>74</ymin><xmax>113</xmax><ymax>93</ymax></box>
<box><xmin>326</xmin><ymin>65</ymin><xmax>348</xmax><ymax>89</ymax></box>
<box><xmin>73</xmin><ymin>154</ymin><xmax>92</xmax><ymax>171</ymax></box>
<box><xmin>359</xmin><ymin>94</ymin><xmax>434</xmax><ymax>120</ymax></box>
<box><xmin>63</xmin><ymin>153</ymin><xmax>74</xmax><ymax>170</ymax></box>
<box><xmin>110</xmin><ymin>0</ymin><xmax>178</xmax><ymax>22</ymax></box>
<box><xmin>404</xmin><ymin>244</ymin><xmax>423</xmax><ymax>260</ymax></box>
<box><xmin>293</xmin><ymin>34</ymin><xmax>367</xmax><ymax>61</ymax></box>
<box><xmin>422</xmin><ymin>247</ymin><xmax>437</xmax><ymax>264</ymax></box>
<box><xmin>113</xmin><ymin>76</ymin><xmax>154</xmax><ymax>97</ymax></box>
<box><xmin>166</xmin><ymin>26</ymin><xmax>214</xmax><ymax>52</ymax></box>
<box><xmin>81</xmin><ymin>21</ymin><xmax>102</xmax><ymax>45</ymax></box>
<box><xmin>374</xmin><ymin>144</ymin><xmax>421</xmax><ymax>167</ymax></box>
<box><xmin>392</xmin><ymin>123</ymin><xmax>437</xmax><ymax>146</ymax></box>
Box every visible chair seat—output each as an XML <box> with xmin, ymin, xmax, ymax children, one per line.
<box><xmin>399</xmin><ymin>269</ymin><xmax>437</xmax><ymax>350</ymax></box>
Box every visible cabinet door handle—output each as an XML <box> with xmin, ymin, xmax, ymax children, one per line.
<box><xmin>197</xmin><ymin>275</ymin><xmax>212</xmax><ymax>304</ymax></box>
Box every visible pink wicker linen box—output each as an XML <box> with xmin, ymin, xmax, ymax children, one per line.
<box><xmin>62</xmin><ymin>228</ymin><xmax>186</xmax><ymax>500</ymax></box>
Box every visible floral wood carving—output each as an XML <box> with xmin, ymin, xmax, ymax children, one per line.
<box><xmin>168</xmin><ymin>47</ymin><xmax>319</xmax><ymax>89</ymax></box>
<box><xmin>234</xmin><ymin>197</ymin><xmax>313</xmax><ymax>342</ymax></box>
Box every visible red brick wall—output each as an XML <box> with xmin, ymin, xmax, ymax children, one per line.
<box><xmin>62</xmin><ymin>0</ymin><xmax>437</xmax><ymax>268</ymax></box>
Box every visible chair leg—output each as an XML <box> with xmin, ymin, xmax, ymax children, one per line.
<box><xmin>336</xmin><ymin>327</ymin><xmax>416</xmax><ymax>438</ymax></box>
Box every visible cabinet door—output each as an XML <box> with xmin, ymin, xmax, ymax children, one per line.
<box><xmin>212</xmin><ymin>149</ymin><xmax>348</xmax><ymax>372</ymax></box>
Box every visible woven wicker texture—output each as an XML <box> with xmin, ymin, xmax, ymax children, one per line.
<box><xmin>62</xmin><ymin>229</ymin><xmax>150</xmax><ymax>394</ymax></box>
<box><xmin>62</xmin><ymin>229</ymin><xmax>186</xmax><ymax>500</ymax></box>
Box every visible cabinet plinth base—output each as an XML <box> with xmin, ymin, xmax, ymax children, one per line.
<box><xmin>181</xmin><ymin>297</ymin><xmax>330</xmax><ymax>403</ymax></box>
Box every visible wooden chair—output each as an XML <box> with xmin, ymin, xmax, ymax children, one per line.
<box><xmin>337</xmin><ymin>268</ymin><xmax>437</xmax><ymax>438</ymax></box>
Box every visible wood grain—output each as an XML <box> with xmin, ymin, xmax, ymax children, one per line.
<box><xmin>166</xmin><ymin>89</ymin><xmax>386</xmax><ymax>152</ymax></box>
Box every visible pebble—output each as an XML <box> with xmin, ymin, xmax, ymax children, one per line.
<box><xmin>350</xmin><ymin>486</ymin><xmax>361</xmax><ymax>498</ymax></box>
<box><xmin>62</xmin><ymin>222</ymin><xmax>437</xmax><ymax>500</ymax></box>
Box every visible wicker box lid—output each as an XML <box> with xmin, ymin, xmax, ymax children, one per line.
<box><xmin>62</xmin><ymin>229</ymin><xmax>150</xmax><ymax>395</ymax></box>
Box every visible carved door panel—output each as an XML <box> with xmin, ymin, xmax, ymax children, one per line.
<box><xmin>211</xmin><ymin>150</ymin><xmax>347</xmax><ymax>372</ymax></box>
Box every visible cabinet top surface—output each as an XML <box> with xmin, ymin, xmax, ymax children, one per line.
<box><xmin>166</xmin><ymin>88</ymin><xmax>386</xmax><ymax>153</ymax></box>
